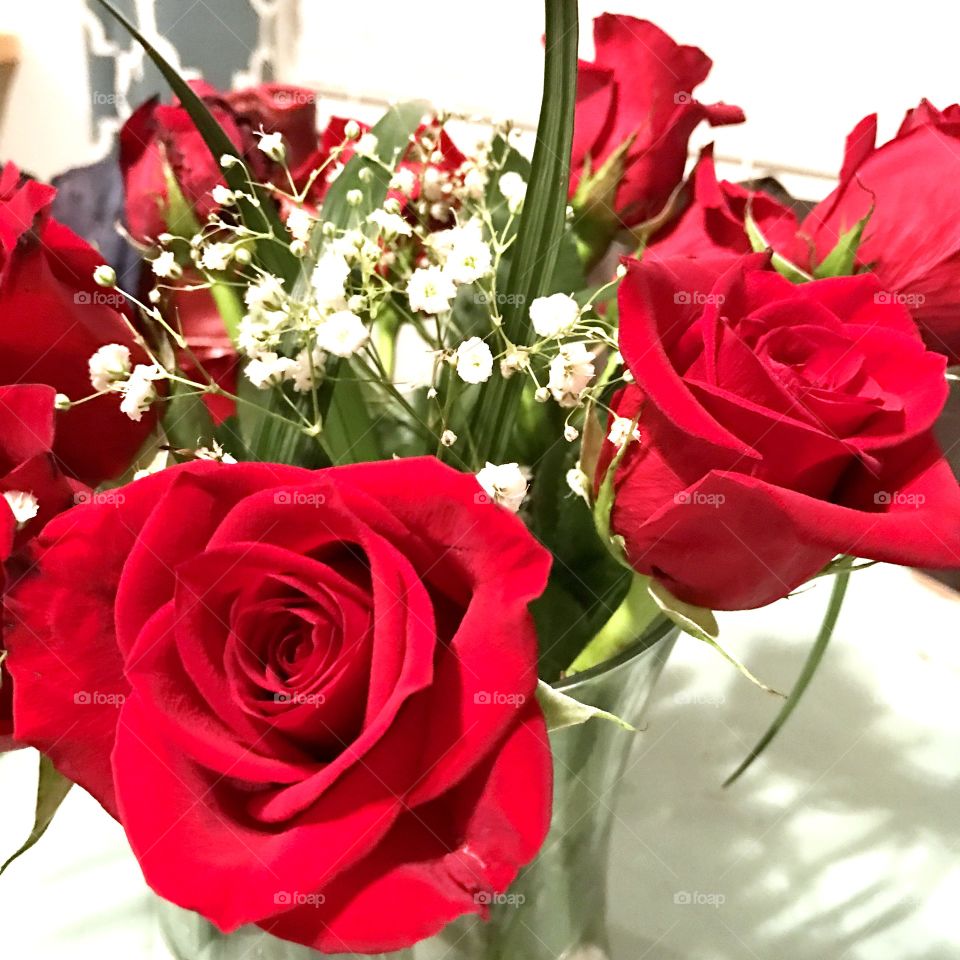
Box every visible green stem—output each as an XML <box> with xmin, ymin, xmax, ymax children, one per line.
<box><xmin>470</xmin><ymin>0</ymin><xmax>579</xmax><ymax>464</ymax></box>
<box><xmin>567</xmin><ymin>574</ymin><xmax>664</xmax><ymax>675</ymax></box>
<box><xmin>723</xmin><ymin>567</ymin><xmax>852</xmax><ymax>787</ymax></box>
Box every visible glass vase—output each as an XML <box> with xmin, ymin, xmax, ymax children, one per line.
<box><xmin>157</xmin><ymin>621</ymin><xmax>678</xmax><ymax>960</ymax></box>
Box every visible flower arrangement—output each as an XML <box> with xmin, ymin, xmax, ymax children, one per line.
<box><xmin>2</xmin><ymin>2</ymin><xmax>960</xmax><ymax>957</ymax></box>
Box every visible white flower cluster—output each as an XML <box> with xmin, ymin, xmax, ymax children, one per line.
<box><xmin>87</xmin><ymin>343</ymin><xmax>164</xmax><ymax>422</ymax></box>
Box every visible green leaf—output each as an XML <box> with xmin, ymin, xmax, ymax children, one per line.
<box><xmin>724</xmin><ymin>566</ymin><xmax>852</xmax><ymax>786</ymax></box>
<box><xmin>813</xmin><ymin>208</ymin><xmax>873</xmax><ymax>279</ymax></box>
<box><xmin>317</xmin><ymin>363</ymin><xmax>384</xmax><ymax>465</ymax></box>
<box><xmin>90</xmin><ymin>0</ymin><xmax>297</xmax><ymax>286</ymax></box>
<box><xmin>592</xmin><ymin>420</ymin><xmax>639</xmax><ymax>568</ymax></box>
<box><xmin>471</xmin><ymin>0</ymin><xmax>579</xmax><ymax>463</ymax></box>
<box><xmin>1</xmin><ymin>755</ymin><xmax>72</xmax><ymax>875</ymax></box>
<box><xmin>536</xmin><ymin>680</ymin><xmax>634</xmax><ymax>732</ymax></box>
<box><xmin>648</xmin><ymin>579</ymin><xmax>720</xmax><ymax>642</ymax></box>
<box><xmin>745</xmin><ymin>207</ymin><xmax>813</xmax><ymax>284</ymax></box>
<box><xmin>649</xmin><ymin>580</ymin><xmax>785</xmax><ymax>698</ymax></box>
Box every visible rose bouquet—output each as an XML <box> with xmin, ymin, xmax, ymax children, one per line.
<box><xmin>2</xmin><ymin>2</ymin><xmax>960</xmax><ymax>958</ymax></box>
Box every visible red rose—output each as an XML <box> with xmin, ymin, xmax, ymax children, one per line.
<box><xmin>646</xmin><ymin>146</ymin><xmax>799</xmax><ymax>261</ymax></box>
<box><xmin>5</xmin><ymin>457</ymin><xmax>552</xmax><ymax>952</ymax></box>
<box><xmin>0</xmin><ymin>164</ymin><xmax>154</xmax><ymax>483</ymax></box>
<box><xmin>801</xmin><ymin>101</ymin><xmax>960</xmax><ymax>360</ymax></box>
<box><xmin>571</xmin><ymin>14</ymin><xmax>744</xmax><ymax>228</ymax></box>
<box><xmin>120</xmin><ymin>80</ymin><xmax>321</xmax><ymax>242</ymax></box>
<box><xmin>601</xmin><ymin>254</ymin><xmax>960</xmax><ymax>610</ymax></box>
<box><xmin>0</xmin><ymin>383</ymin><xmax>85</xmax><ymax>749</ymax></box>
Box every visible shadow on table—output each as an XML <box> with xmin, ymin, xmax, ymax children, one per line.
<box><xmin>608</xmin><ymin>631</ymin><xmax>960</xmax><ymax>960</ymax></box>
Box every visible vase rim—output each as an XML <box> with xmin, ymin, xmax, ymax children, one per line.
<box><xmin>552</xmin><ymin>618</ymin><xmax>677</xmax><ymax>693</ymax></box>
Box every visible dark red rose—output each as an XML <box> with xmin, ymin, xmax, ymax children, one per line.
<box><xmin>571</xmin><ymin>14</ymin><xmax>744</xmax><ymax>229</ymax></box>
<box><xmin>646</xmin><ymin>146</ymin><xmax>799</xmax><ymax>261</ymax></box>
<box><xmin>120</xmin><ymin>80</ymin><xmax>321</xmax><ymax>242</ymax></box>
<box><xmin>600</xmin><ymin>254</ymin><xmax>960</xmax><ymax>610</ymax></box>
<box><xmin>0</xmin><ymin>164</ymin><xmax>154</xmax><ymax>484</ymax></box>
<box><xmin>5</xmin><ymin>457</ymin><xmax>552</xmax><ymax>952</ymax></box>
<box><xmin>0</xmin><ymin>383</ymin><xmax>86</xmax><ymax>749</ymax></box>
<box><xmin>800</xmin><ymin>101</ymin><xmax>960</xmax><ymax>360</ymax></box>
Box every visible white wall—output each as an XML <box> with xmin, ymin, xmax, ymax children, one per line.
<box><xmin>0</xmin><ymin>0</ymin><xmax>96</xmax><ymax>180</ymax></box>
<box><xmin>289</xmin><ymin>0</ymin><xmax>960</xmax><ymax>200</ymax></box>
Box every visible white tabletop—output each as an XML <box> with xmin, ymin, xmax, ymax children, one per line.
<box><xmin>2</xmin><ymin>564</ymin><xmax>958</xmax><ymax>959</ymax></box>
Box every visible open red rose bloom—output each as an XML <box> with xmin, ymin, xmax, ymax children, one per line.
<box><xmin>5</xmin><ymin>458</ymin><xmax>552</xmax><ymax>953</ymax></box>
<box><xmin>602</xmin><ymin>254</ymin><xmax>960</xmax><ymax>610</ymax></box>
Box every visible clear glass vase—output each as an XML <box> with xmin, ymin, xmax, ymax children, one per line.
<box><xmin>157</xmin><ymin>622</ymin><xmax>677</xmax><ymax>960</ymax></box>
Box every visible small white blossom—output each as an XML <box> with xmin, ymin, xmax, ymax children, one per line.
<box><xmin>54</xmin><ymin>393</ymin><xmax>71</xmax><ymax>411</ymax></box>
<box><xmin>93</xmin><ymin>264</ymin><xmax>116</xmax><ymax>287</ymax></box>
<box><xmin>455</xmin><ymin>337</ymin><xmax>494</xmax><ymax>384</ymax></box>
<box><xmin>476</xmin><ymin>462</ymin><xmax>528</xmax><ymax>513</ymax></box>
<box><xmin>368</xmin><ymin>208</ymin><xmax>413</xmax><ymax>238</ymax></box>
<box><xmin>440</xmin><ymin>429</ymin><xmax>457</xmax><ymax>447</ymax></box>
<box><xmin>194</xmin><ymin>441</ymin><xmax>237</xmax><ymax>464</ymax></box>
<box><xmin>566</xmin><ymin>467</ymin><xmax>590</xmax><ymax>502</ymax></box>
<box><xmin>151</xmin><ymin>250</ymin><xmax>181</xmax><ymax>279</ymax></box>
<box><xmin>315</xmin><ymin>310</ymin><xmax>368</xmax><ymax>358</ymax></box>
<box><xmin>220</xmin><ymin>153</ymin><xmax>242</xmax><ymax>167</ymax></box>
<box><xmin>286</xmin><ymin>207</ymin><xmax>315</xmax><ymax>244</ymax></box>
<box><xmin>346</xmin><ymin>188</ymin><xmax>364</xmax><ymax>207</ymax></box>
<box><xmin>499</xmin><ymin>348</ymin><xmax>530</xmax><ymax>379</ymax></box>
<box><xmin>355</xmin><ymin>132</ymin><xmax>379</xmax><ymax>158</ymax></box>
<box><xmin>534</xmin><ymin>386</ymin><xmax>550</xmax><ymax>402</ymax></box>
<box><xmin>89</xmin><ymin>343</ymin><xmax>132</xmax><ymax>393</ymax></box>
<box><xmin>422</xmin><ymin>166</ymin><xmax>445</xmax><ymax>202</ymax></box>
<box><xmin>257</xmin><ymin>131</ymin><xmax>286</xmax><ymax>163</ymax></box>
<box><xmin>212</xmin><ymin>184</ymin><xmax>236</xmax><ymax>206</ymax></box>
<box><xmin>548</xmin><ymin>342</ymin><xmax>595</xmax><ymax>407</ymax></box>
<box><xmin>498</xmin><ymin>171</ymin><xmax>527</xmax><ymax>213</ymax></box>
<box><xmin>407</xmin><ymin>266</ymin><xmax>457</xmax><ymax>315</ymax></box>
<box><xmin>119</xmin><ymin>364</ymin><xmax>164</xmax><ymax>421</ymax></box>
<box><xmin>564</xmin><ymin>424</ymin><xmax>579</xmax><ymax>442</ymax></box>
<box><xmin>245</xmin><ymin>274</ymin><xmax>285</xmax><ymax>313</ymax></box>
<box><xmin>3</xmin><ymin>490</ymin><xmax>39</xmax><ymax>527</ymax></box>
<box><xmin>616</xmin><ymin>263</ymin><xmax>628</xmax><ymax>279</ymax></box>
<box><xmin>432</xmin><ymin>221</ymin><xmax>492</xmax><ymax>284</ymax></box>
<box><xmin>530</xmin><ymin>293</ymin><xmax>581</xmax><ymax>339</ymax></box>
<box><xmin>311</xmin><ymin>252</ymin><xmax>351</xmax><ymax>310</ymax></box>
<box><xmin>607</xmin><ymin>416</ymin><xmax>641</xmax><ymax>449</ymax></box>
<box><xmin>344</xmin><ymin>120</ymin><xmax>361</xmax><ymax>140</ymax></box>
<box><xmin>289</xmin><ymin>345</ymin><xmax>326</xmax><ymax>393</ymax></box>
<box><xmin>389</xmin><ymin>167</ymin><xmax>417</xmax><ymax>195</ymax></box>
<box><xmin>461</xmin><ymin>165</ymin><xmax>487</xmax><ymax>200</ymax></box>
<box><xmin>199</xmin><ymin>242</ymin><xmax>234</xmax><ymax>272</ymax></box>
<box><xmin>244</xmin><ymin>352</ymin><xmax>297</xmax><ymax>389</ymax></box>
